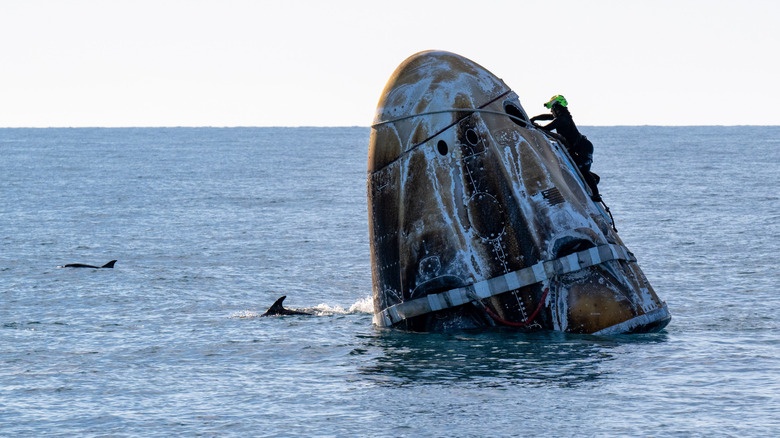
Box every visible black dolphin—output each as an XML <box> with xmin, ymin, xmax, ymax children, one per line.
<box><xmin>60</xmin><ymin>260</ymin><xmax>117</xmax><ymax>269</ymax></box>
<box><xmin>261</xmin><ymin>296</ymin><xmax>311</xmax><ymax>317</ymax></box>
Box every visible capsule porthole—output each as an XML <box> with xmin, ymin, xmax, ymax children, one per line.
<box><xmin>465</xmin><ymin>129</ymin><xmax>479</xmax><ymax>146</ymax></box>
<box><xmin>437</xmin><ymin>140</ymin><xmax>448</xmax><ymax>155</ymax></box>
<box><xmin>504</xmin><ymin>102</ymin><xmax>528</xmax><ymax>127</ymax></box>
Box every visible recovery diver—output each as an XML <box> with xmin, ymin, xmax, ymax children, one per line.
<box><xmin>531</xmin><ymin>95</ymin><xmax>601</xmax><ymax>202</ymax></box>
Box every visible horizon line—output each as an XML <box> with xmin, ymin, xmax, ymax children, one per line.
<box><xmin>1</xmin><ymin>124</ymin><xmax>778</xmax><ymax>129</ymax></box>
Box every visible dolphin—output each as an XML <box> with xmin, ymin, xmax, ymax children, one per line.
<box><xmin>60</xmin><ymin>260</ymin><xmax>117</xmax><ymax>269</ymax></box>
<box><xmin>261</xmin><ymin>296</ymin><xmax>312</xmax><ymax>317</ymax></box>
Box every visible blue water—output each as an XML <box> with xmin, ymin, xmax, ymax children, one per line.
<box><xmin>1</xmin><ymin>126</ymin><xmax>779</xmax><ymax>436</ymax></box>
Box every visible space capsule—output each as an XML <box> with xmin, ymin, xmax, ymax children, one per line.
<box><xmin>367</xmin><ymin>50</ymin><xmax>670</xmax><ymax>334</ymax></box>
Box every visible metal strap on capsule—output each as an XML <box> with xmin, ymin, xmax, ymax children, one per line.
<box><xmin>373</xmin><ymin>243</ymin><xmax>636</xmax><ymax>327</ymax></box>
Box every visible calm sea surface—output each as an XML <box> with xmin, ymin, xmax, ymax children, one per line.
<box><xmin>1</xmin><ymin>126</ymin><xmax>779</xmax><ymax>436</ymax></box>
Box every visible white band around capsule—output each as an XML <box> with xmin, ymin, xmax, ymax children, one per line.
<box><xmin>373</xmin><ymin>243</ymin><xmax>636</xmax><ymax>327</ymax></box>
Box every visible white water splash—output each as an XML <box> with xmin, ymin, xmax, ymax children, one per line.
<box><xmin>312</xmin><ymin>295</ymin><xmax>373</xmax><ymax>315</ymax></box>
<box><xmin>349</xmin><ymin>295</ymin><xmax>374</xmax><ymax>313</ymax></box>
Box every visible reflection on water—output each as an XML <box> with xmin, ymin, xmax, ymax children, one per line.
<box><xmin>356</xmin><ymin>329</ymin><xmax>668</xmax><ymax>388</ymax></box>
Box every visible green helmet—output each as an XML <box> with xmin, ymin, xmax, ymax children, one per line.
<box><xmin>544</xmin><ymin>95</ymin><xmax>568</xmax><ymax>109</ymax></box>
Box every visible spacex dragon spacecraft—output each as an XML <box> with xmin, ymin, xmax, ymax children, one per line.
<box><xmin>367</xmin><ymin>50</ymin><xmax>670</xmax><ymax>334</ymax></box>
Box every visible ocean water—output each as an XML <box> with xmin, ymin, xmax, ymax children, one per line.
<box><xmin>1</xmin><ymin>126</ymin><xmax>778</xmax><ymax>436</ymax></box>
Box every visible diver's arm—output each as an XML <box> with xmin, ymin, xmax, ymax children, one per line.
<box><xmin>530</xmin><ymin>113</ymin><xmax>554</xmax><ymax>123</ymax></box>
<box><xmin>538</xmin><ymin>117</ymin><xmax>559</xmax><ymax>132</ymax></box>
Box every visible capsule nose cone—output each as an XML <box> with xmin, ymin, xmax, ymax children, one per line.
<box><xmin>369</xmin><ymin>50</ymin><xmax>511</xmax><ymax>173</ymax></box>
<box><xmin>372</xmin><ymin>50</ymin><xmax>509</xmax><ymax>125</ymax></box>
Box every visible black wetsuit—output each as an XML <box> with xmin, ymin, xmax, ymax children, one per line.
<box><xmin>530</xmin><ymin>105</ymin><xmax>601</xmax><ymax>200</ymax></box>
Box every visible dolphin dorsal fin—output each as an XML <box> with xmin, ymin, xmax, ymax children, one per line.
<box><xmin>102</xmin><ymin>260</ymin><xmax>117</xmax><ymax>268</ymax></box>
<box><xmin>266</xmin><ymin>296</ymin><xmax>288</xmax><ymax>314</ymax></box>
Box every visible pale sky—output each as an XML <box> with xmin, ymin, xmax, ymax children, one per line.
<box><xmin>1</xmin><ymin>0</ymin><xmax>777</xmax><ymax>127</ymax></box>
